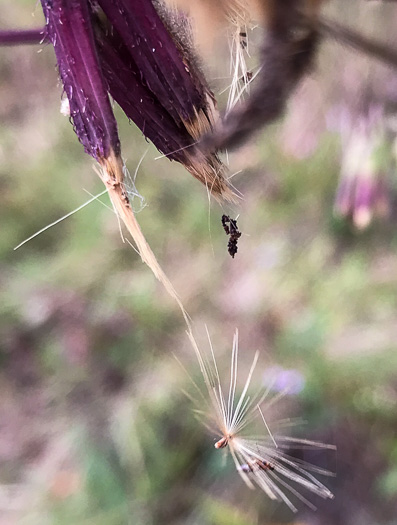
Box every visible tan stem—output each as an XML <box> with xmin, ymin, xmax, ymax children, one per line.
<box><xmin>99</xmin><ymin>151</ymin><xmax>191</xmax><ymax>328</ymax></box>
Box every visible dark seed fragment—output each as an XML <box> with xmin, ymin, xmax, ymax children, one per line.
<box><xmin>221</xmin><ymin>214</ymin><xmax>241</xmax><ymax>258</ymax></box>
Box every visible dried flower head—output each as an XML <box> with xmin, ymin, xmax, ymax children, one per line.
<box><xmin>40</xmin><ymin>0</ymin><xmax>199</xmax><ymax>320</ymax></box>
<box><xmin>187</xmin><ymin>329</ymin><xmax>335</xmax><ymax>512</ymax></box>
<box><xmin>37</xmin><ymin>0</ymin><xmax>240</xmax><ymax>321</ymax></box>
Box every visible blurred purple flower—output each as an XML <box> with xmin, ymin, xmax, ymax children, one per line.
<box><xmin>332</xmin><ymin>105</ymin><xmax>392</xmax><ymax>230</ymax></box>
<box><xmin>263</xmin><ymin>366</ymin><xmax>305</xmax><ymax>395</ymax></box>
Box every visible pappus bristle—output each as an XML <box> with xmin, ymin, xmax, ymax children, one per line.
<box><xmin>186</xmin><ymin>329</ymin><xmax>335</xmax><ymax>512</ymax></box>
<box><xmin>224</xmin><ymin>1</ymin><xmax>254</xmax><ymax>112</ymax></box>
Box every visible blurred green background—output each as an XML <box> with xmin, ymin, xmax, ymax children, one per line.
<box><xmin>1</xmin><ymin>1</ymin><xmax>397</xmax><ymax>524</ymax></box>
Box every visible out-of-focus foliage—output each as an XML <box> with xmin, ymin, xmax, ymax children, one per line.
<box><xmin>1</xmin><ymin>1</ymin><xmax>397</xmax><ymax>525</ymax></box>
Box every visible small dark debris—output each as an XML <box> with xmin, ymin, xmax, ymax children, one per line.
<box><xmin>240</xmin><ymin>71</ymin><xmax>253</xmax><ymax>84</ymax></box>
<box><xmin>240</xmin><ymin>459</ymin><xmax>275</xmax><ymax>473</ymax></box>
<box><xmin>239</xmin><ymin>31</ymin><xmax>247</xmax><ymax>49</ymax></box>
<box><xmin>221</xmin><ymin>214</ymin><xmax>241</xmax><ymax>258</ymax></box>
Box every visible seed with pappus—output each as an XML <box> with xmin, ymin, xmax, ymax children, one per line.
<box><xmin>187</xmin><ymin>329</ymin><xmax>335</xmax><ymax>512</ymax></box>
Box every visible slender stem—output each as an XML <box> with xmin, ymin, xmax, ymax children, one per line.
<box><xmin>0</xmin><ymin>28</ymin><xmax>45</xmax><ymax>46</ymax></box>
<box><xmin>319</xmin><ymin>16</ymin><xmax>397</xmax><ymax>69</ymax></box>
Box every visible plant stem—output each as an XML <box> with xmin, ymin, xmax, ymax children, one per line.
<box><xmin>319</xmin><ymin>16</ymin><xmax>397</xmax><ymax>69</ymax></box>
<box><xmin>0</xmin><ymin>28</ymin><xmax>45</xmax><ymax>46</ymax></box>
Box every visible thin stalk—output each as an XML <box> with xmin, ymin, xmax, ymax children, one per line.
<box><xmin>319</xmin><ymin>15</ymin><xmax>397</xmax><ymax>69</ymax></box>
<box><xmin>0</xmin><ymin>28</ymin><xmax>45</xmax><ymax>46</ymax></box>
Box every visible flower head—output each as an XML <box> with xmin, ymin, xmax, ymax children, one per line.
<box><xmin>187</xmin><ymin>329</ymin><xmax>335</xmax><ymax>512</ymax></box>
<box><xmin>41</xmin><ymin>0</ymin><xmax>234</xmax><ymax>201</ymax></box>
<box><xmin>333</xmin><ymin>106</ymin><xmax>392</xmax><ymax>230</ymax></box>
<box><xmin>37</xmin><ymin>0</ymin><xmax>241</xmax><ymax>318</ymax></box>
